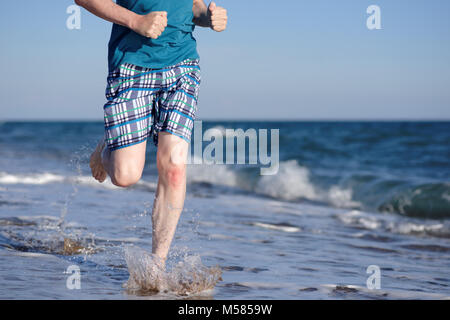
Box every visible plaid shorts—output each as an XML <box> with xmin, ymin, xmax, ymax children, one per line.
<box><xmin>103</xmin><ymin>58</ymin><xmax>201</xmax><ymax>151</ymax></box>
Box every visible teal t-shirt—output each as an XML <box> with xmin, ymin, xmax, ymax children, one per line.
<box><xmin>108</xmin><ymin>0</ymin><xmax>200</xmax><ymax>71</ymax></box>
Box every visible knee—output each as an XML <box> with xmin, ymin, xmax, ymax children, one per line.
<box><xmin>157</xmin><ymin>157</ymin><xmax>186</xmax><ymax>188</ymax></box>
<box><xmin>111</xmin><ymin>166</ymin><xmax>142</xmax><ymax>188</ymax></box>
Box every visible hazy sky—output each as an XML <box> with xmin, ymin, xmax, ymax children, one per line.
<box><xmin>1</xmin><ymin>0</ymin><xmax>449</xmax><ymax>120</ymax></box>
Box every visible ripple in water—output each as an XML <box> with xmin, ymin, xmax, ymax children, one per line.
<box><xmin>0</xmin><ymin>216</ymin><xmax>98</xmax><ymax>255</ymax></box>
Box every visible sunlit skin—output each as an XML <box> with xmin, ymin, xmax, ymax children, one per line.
<box><xmin>80</xmin><ymin>0</ymin><xmax>227</xmax><ymax>264</ymax></box>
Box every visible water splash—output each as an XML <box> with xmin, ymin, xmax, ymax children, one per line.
<box><xmin>58</xmin><ymin>143</ymin><xmax>91</xmax><ymax>233</ymax></box>
<box><xmin>124</xmin><ymin>246</ymin><xmax>222</xmax><ymax>296</ymax></box>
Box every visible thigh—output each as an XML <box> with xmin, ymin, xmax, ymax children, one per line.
<box><xmin>156</xmin><ymin>132</ymin><xmax>189</xmax><ymax>166</ymax></box>
<box><xmin>109</xmin><ymin>139</ymin><xmax>147</xmax><ymax>174</ymax></box>
<box><xmin>103</xmin><ymin>62</ymin><xmax>157</xmax><ymax>151</ymax></box>
<box><xmin>152</xmin><ymin>59</ymin><xmax>201</xmax><ymax>146</ymax></box>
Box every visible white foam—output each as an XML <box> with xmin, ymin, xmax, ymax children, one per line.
<box><xmin>338</xmin><ymin>210</ymin><xmax>381</xmax><ymax>229</ymax></box>
<box><xmin>326</xmin><ymin>186</ymin><xmax>361</xmax><ymax>208</ymax></box>
<box><xmin>256</xmin><ymin>160</ymin><xmax>361</xmax><ymax>209</ymax></box>
<box><xmin>238</xmin><ymin>282</ymin><xmax>288</xmax><ymax>289</ymax></box>
<box><xmin>0</xmin><ymin>162</ymin><xmax>362</xmax><ymax>210</ymax></box>
<box><xmin>256</xmin><ymin>160</ymin><xmax>317</xmax><ymax>201</ymax></box>
<box><xmin>93</xmin><ymin>234</ymin><xmax>142</xmax><ymax>242</ymax></box>
<box><xmin>0</xmin><ymin>171</ymin><xmax>157</xmax><ymax>192</ymax></box>
<box><xmin>252</xmin><ymin>222</ymin><xmax>301</xmax><ymax>233</ymax></box>
<box><xmin>71</xmin><ymin>175</ymin><xmax>121</xmax><ymax>189</ymax></box>
<box><xmin>17</xmin><ymin>215</ymin><xmax>60</xmax><ymax>221</ymax></box>
<box><xmin>0</xmin><ymin>172</ymin><xmax>65</xmax><ymax>185</ymax></box>
<box><xmin>135</xmin><ymin>180</ymin><xmax>158</xmax><ymax>191</ymax></box>
<box><xmin>187</xmin><ymin>159</ymin><xmax>362</xmax><ymax>209</ymax></box>
<box><xmin>10</xmin><ymin>251</ymin><xmax>61</xmax><ymax>259</ymax></box>
<box><xmin>76</xmin><ymin>175</ymin><xmax>157</xmax><ymax>191</ymax></box>
<box><xmin>187</xmin><ymin>159</ymin><xmax>238</xmax><ymax>187</ymax></box>
<box><xmin>338</xmin><ymin>210</ymin><xmax>450</xmax><ymax>237</ymax></box>
<box><xmin>387</xmin><ymin>221</ymin><xmax>445</xmax><ymax>235</ymax></box>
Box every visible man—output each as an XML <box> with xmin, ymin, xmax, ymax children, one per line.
<box><xmin>75</xmin><ymin>0</ymin><xmax>227</xmax><ymax>264</ymax></box>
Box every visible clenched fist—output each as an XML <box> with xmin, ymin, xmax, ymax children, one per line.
<box><xmin>208</xmin><ymin>2</ymin><xmax>227</xmax><ymax>32</ymax></box>
<box><xmin>132</xmin><ymin>11</ymin><xmax>167</xmax><ymax>39</ymax></box>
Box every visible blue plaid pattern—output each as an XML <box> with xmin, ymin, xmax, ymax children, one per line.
<box><xmin>103</xmin><ymin>58</ymin><xmax>201</xmax><ymax>150</ymax></box>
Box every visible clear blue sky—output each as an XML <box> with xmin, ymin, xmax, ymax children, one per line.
<box><xmin>0</xmin><ymin>0</ymin><xmax>449</xmax><ymax>120</ymax></box>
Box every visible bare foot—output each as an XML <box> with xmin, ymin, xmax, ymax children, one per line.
<box><xmin>89</xmin><ymin>138</ymin><xmax>107</xmax><ymax>183</ymax></box>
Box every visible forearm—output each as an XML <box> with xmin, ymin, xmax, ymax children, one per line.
<box><xmin>192</xmin><ymin>0</ymin><xmax>210</xmax><ymax>27</ymax></box>
<box><xmin>74</xmin><ymin>0</ymin><xmax>138</xmax><ymax>30</ymax></box>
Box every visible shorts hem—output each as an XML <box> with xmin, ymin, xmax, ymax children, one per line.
<box><xmin>157</xmin><ymin>128</ymin><xmax>191</xmax><ymax>145</ymax></box>
<box><xmin>107</xmin><ymin>137</ymin><xmax>148</xmax><ymax>151</ymax></box>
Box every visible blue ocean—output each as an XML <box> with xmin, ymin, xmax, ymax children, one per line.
<box><xmin>0</xmin><ymin>121</ymin><xmax>449</xmax><ymax>299</ymax></box>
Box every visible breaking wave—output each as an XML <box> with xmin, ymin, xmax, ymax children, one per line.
<box><xmin>2</xmin><ymin>160</ymin><xmax>449</xmax><ymax>219</ymax></box>
<box><xmin>379</xmin><ymin>183</ymin><xmax>450</xmax><ymax>219</ymax></box>
<box><xmin>187</xmin><ymin>160</ymin><xmax>362</xmax><ymax>209</ymax></box>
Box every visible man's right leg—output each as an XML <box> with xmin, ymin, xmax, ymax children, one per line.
<box><xmin>90</xmin><ymin>139</ymin><xmax>147</xmax><ymax>188</ymax></box>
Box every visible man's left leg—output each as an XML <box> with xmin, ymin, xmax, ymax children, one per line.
<box><xmin>151</xmin><ymin>132</ymin><xmax>189</xmax><ymax>262</ymax></box>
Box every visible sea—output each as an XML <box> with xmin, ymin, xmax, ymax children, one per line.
<box><xmin>0</xmin><ymin>120</ymin><xmax>449</xmax><ymax>299</ymax></box>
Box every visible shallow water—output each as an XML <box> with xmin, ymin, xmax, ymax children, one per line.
<box><xmin>0</xmin><ymin>121</ymin><xmax>449</xmax><ymax>299</ymax></box>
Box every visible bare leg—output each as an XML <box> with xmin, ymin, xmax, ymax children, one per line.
<box><xmin>152</xmin><ymin>132</ymin><xmax>189</xmax><ymax>262</ymax></box>
<box><xmin>89</xmin><ymin>132</ymin><xmax>186</xmax><ymax>263</ymax></box>
<box><xmin>89</xmin><ymin>137</ymin><xmax>147</xmax><ymax>187</ymax></box>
